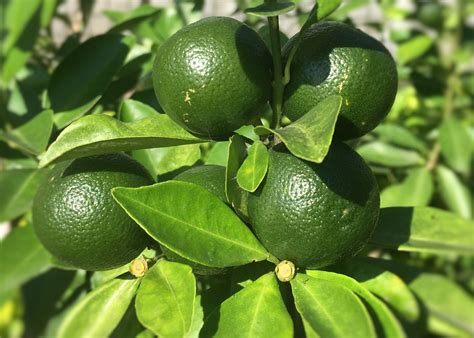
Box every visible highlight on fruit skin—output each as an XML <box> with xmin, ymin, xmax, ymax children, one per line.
<box><xmin>152</xmin><ymin>16</ymin><xmax>273</xmax><ymax>140</ymax></box>
<box><xmin>282</xmin><ymin>21</ymin><xmax>398</xmax><ymax>140</ymax></box>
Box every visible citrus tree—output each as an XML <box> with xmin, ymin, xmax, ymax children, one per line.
<box><xmin>1</xmin><ymin>0</ymin><xmax>473</xmax><ymax>337</ymax></box>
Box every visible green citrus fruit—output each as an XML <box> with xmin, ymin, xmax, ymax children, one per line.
<box><xmin>153</xmin><ymin>16</ymin><xmax>272</xmax><ymax>140</ymax></box>
<box><xmin>247</xmin><ymin>141</ymin><xmax>380</xmax><ymax>268</ymax></box>
<box><xmin>32</xmin><ymin>153</ymin><xmax>153</xmax><ymax>271</ymax></box>
<box><xmin>282</xmin><ymin>21</ymin><xmax>397</xmax><ymax>140</ymax></box>
<box><xmin>160</xmin><ymin>165</ymin><xmax>228</xmax><ymax>275</ymax></box>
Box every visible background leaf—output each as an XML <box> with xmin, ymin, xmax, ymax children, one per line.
<box><xmin>244</xmin><ymin>2</ymin><xmax>296</xmax><ymax>17</ymax></box>
<box><xmin>57</xmin><ymin>277</ymin><xmax>140</xmax><ymax>338</ymax></box>
<box><xmin>397</xmin><ymin>36</ymin><xmax>434</xmax><ymax>65</ymax></box>
<box><xmin>201</xmin><ymin>273</ymin><xmax>293</xmax><ymax>338</ymax></box>
<box><xmin>435</xmin><ymin>165</ymin><xmax>472</xmax><ymax>219</ymax></box>
<box><xmin>108</xmin><ymin>5</ymin><xmax>162</xmax><ymax>33</ymax></box>
<box><xmin>438</xmin><ymin>119</ymin><xmax>472</xmax><ymax>176</ymax></box>
<box><xmin>39</xmin><ymin>114</ymin><xmax>206</xmax><ymax>167</ymax></box>
<box><xmin>48</xmin><ymin>34</ymin><xmax>133</xmax><ymax>129</ymax></box>
<box><xmin>371</xmin><ymin>207</ymin><xmax>474</xmax><ymax>255</ymax></box>
<box><xmin>357</xmin><ymin>142</ymin><xmax>425</xmax><ymax>167</ymax></box>
<box><xmin>113</xmin><ymin>181</ymin><xmax>268</xmax><ymax>268</ymax></box>
<box><xmin>136</xmin><ymin>260</ymin><xmax>195</xmax><ymax>337</ymax></box>
<box><xmin>291</xmin><ymin>273</ymin><xmax>376</xmax><ymax>338</ymax></box>
<box><xmin>236</xmin><ymin>141</ymin><xmax>269</xmax><ymax>192</ymax></box>
<box><xmin>373</xmin><ymin>124</ymin><xmax>428</xmax><ymax>154</ymax></box>
<box><xmin>256</xmin><ymin>95</ymin><xmax>342</xmax><ymax>163</ymax></box>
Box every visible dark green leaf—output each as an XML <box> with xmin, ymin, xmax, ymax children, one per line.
<box><xmin>0</xmin><ymin>168</ymin><xmax>50</xmax><ymax>222</ymax></box>
<box><xmin>373</xmin><ymin>124</ymin><xmax>428</xmax><ymax>154</ymax></box>
<box><xmin>438</xmin><ymin>119</ymin><xmax>472</xmax><ymax>176</ymax></box>
<box><xmin>371</xmin><ymin>207</ymin><xmax>474</xmax><ymax>255</ymax></box>
<box><xmin>436</xmin><ymin>165</ymin><xmax>472</xmax><ymax>219</ymax></box>
<box><xmin>202</xmin><ymin>273</ymin><xmax>293</xmax><ymax>338</ymax></box>
<box><xmin>237</xmin><ymin>141</ymin><xmax>269</xmax><ymax>192</ymax></box>
<box><xmin>357</xmin><ymin>142</ymin><xmax>425</xmax><ymax>167</ymax></box>
<box><xmin>244</xmin><ymin>2</ymin><xmax>296</xmax><ymax>17</ymax></box>
<box><xmin>306</xmin><ymin>270</ymin><xmax>406</xmax><ymax>338</ymax></box>
<box><xmin>56</xmin><ymin>277</ymin><xmax>140</xmax><ymax>338</ymax></box>
<box><xmin>291</xmin><ymin>273</ymin><xmax>376</xmax><ymax>338</ymax></box>
<box><xmin>256</xmin><ymin>95</ymin><xmax>342</xmax><ymax>163</ymax></box>
<box><xmin>380</xmin><ymin>167</ymin><xmax>434</xmax><ymax>207</ymax></box>
<box><xmin>0</xmin><ymin>225</ymin><xmax>51</xmax><ymax>304</ymax></box>
<box><xmin>39</xmin><ymin>114</ymin><xmax>206</xmax><ymax>167</ymax></box>
<box><xmin>6</xmin><ymin>79</ymin><xmax>42</xmax><ymax>127</ymax></box>
<box><xmin>48</xmin><ymin>34</ymin><xmax>133</xmax><ymax>129</ymax></box>
<box><xmin>0</xmin><ymin>110</ymin><xmax>53</xmax><ymax>155</ymax></box>
<box><xmin>108</xmin><ymin>5</ymin><xmax>162</xmax><ymax>33</ymax></box>
<box><xmin>397</xmin><ymin>36</ymin><xmax>434</xmax><ymax>65</ymax></box>
<box><xmin>226</xmin><ymin>135</ymin><xmax>250</xmax><ymax>219</ymax></box>
<box><xmin>136</xmin><ymin>260</ymin><xmax>195</xmax><ymax>337</ymax></box>
<box><xmin>112</xmin><ymin>181</ymin><xmax>268</xmax><ymax>268</ymax></box>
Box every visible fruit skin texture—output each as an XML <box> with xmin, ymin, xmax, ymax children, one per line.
<box><xmin>282</xmin><ymin>21</ymin><xmax>397</xmax><ymax>140</ymax></box>
<box><xmin>247</xmin><ymin>141</ymin><xmax>380</xmax><ymax>269</ymax></box>
<box><xmin>160</xmin><ymin>165</ymin><xmax>228</xmax><ymax>275</ymax></box>
<box><xmin>33</xmin><ymin>153</ymin><xmax>153</xmax><ymax>271</ymax></box>
<box><xmin>153</xmin><ymin>16</ymin><xmax>272</xmax><ymax>140</ymax></box>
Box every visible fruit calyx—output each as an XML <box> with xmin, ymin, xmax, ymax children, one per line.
<box><xmin>129</xmin><ymin>257</ymin><xmax>148</xmax><ymax>277</ymax></box>
<box><xmin>275</xmin><ymin>260</ymin><xmax>296</xmax><ymax>282</ymax></box>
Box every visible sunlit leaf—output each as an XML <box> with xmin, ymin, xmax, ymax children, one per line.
<box><xmin>237</xmin><ymin>141</ymin><xmax>269</xmax><ymax>192</ymax></box>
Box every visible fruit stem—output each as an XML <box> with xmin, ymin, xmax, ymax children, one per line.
<box><xmin>266</xmin><ymin>4</ymin><xmax>284</xmax><ymax>130</ymax></box>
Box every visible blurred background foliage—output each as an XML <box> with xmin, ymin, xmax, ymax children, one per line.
<box><xmin>0</xmin><ymin>0</ymin><xmax>473</xmax><ymax>337</ymax></box>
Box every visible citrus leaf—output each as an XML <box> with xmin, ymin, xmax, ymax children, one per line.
<box><xmin>373</xmin><ymin>124</ymin><xmax>428</xmax><ymax>154</ymax></box>
<box><xmin>205</xmin><ymin>141</ymin><xmax>229</xmax><ymax>166</ymax></box>
<box><xmin>357</xmin><ymin>142</ymin><xmax>425</xmax><ymax>167</ymax></box>
<box><xmin>0</xmin><ymin>168</ymin><xmax>50</xmax><ymax>222</ymax></box>
<box><xmin>306</xmin><ymin>270</ymin><xmax>406</xmax><ymax>338</ymax></box>
<box><xmin>48</xmin><ymin>34</ymin><xmax>133</xmax><ymax>129</ymax></box>
<box><xmin>39</xmin><ymin>114</ymin><xmax>207</xmax><ymax>167</ymax></box>
<box><xmin>0</xmin><ymin>225</ymin><xmax>51</xmax><ymax>304</ymax></box>
<box><xmin>291</xmin><ymin>273</ymin><xmax>376</xmax><ymax>338</ymax></box>
<box><xmin>255</xmin><ymin>95</ymin><xmax>342</xmax><ymax>163</ymax></box>
<box><xmin>397</xmin><ymin>35</ymin><xmax>434</xmax><ymax>65</ymax></box>
<box><xmin>91</xmin><ymin>265</ymin><xmax>130</xmax><ymax>290</ymax></box>
<box><xmin>108</xmin><ymin>5</ymin><xmax>162</xmax><ymax>33</ymax></box>
<box><xmin>380</xmin><ymin>167</ymin><xmax>434</xmax><ymax>207</ymax></box>
<box><xmin>184</xmin><ymin>295</ymin><xmax>204</xmax><ymax>338</ymax></box>
<box><xmin>436</xmin><ymin>165</ymin><xmax>472</xmax><ymax>219</ymax></box>
<box><xmin>57</xmin><ymin>277</ymin><xmax>140</xmax><ymax>338</ymax></box>
<box><xmin>225</xmin><ymin>135</ymin><xmax>250</xmax><ymax>219</ymax></box>
<box><xmin>201</xmin><ymin>273</ymin><xmax>293</xmax><ymax>338</ymax></box>
<box><xmin>244</xmin><ymin>2</ymin><xmax>296</xmax><ymax>17</ymax></box>
<box><xmin>0</xmin><ymin>110</ymin><xmax>53</xmax><ymax>155</ymax></box>
<box><xmin>237</xmin><ymin>141</ymin><xmax>269</xmax><ymax>192</ymax></box>
<box><xmin>438</xmin><ymin>119</ymin><xmax>472</xmax><ymax>176</ymax></box>
<box><xmin>371</xmin><ymin>207</ymin><xmax>474</xmax><ymax>255</ymax></box>
<box><xmin>333</xmin><ymin>258</ymin><xmax>420</xmax><ymax>322</ymax></box>
<box><xmin>112</xmin><ymin>181</ymin><xmax>268</xmax><ymax>268</ymax></box>
<box><xmin>136</xmin><ymin>260</ymin><xmax>195</xmax><ymax>337</ymax></box>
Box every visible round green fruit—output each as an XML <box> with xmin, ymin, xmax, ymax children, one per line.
<box><xmin>32</xmin><ymin>153</ymin><xmax>153</xmax><ymax>271</ymax></box>
<box><xmin>153</xmin><ymin>16</ymin><xmax>272</xmax><ymax>140</ymax></box>
<box><xmin>282</xmin><ymin>21</ymin><xmax>398</xmax><ymax>140</ymax></box>
<box><xmin>247</xmin><ymin>141</ymin><xmax>380</xmax><ymax>268</ymax></box>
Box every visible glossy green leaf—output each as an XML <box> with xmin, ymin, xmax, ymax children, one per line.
<box><xmin>226</xmin><ymin>135</ymin><xmax>250</xmax><ymax>219</ymax></box>
<box><xmin>357</xmin><ymin>142</ymin><xmax>425</xmax><ymax>167</ymax></box>
<box><xmin>373</xmin><ymin>124</ymin><xmax>428</xmax><ymax>154</ymax></box>
<box><xmin>112</xmin><ymin>181</ymin><xmax>268</xmax><ymax>268</ymax></box>
<box><xmin>291</xmin><ymin>273</ymin><xmax>376</xmax><ymax>338</ymax></box>
<box><xmin>136</xmin><ymin>260</ymin><xmax>195</xmax><ymax>337</ymax></box>
<box><xmin>185</xmin><ymin>295</ymin><xmax>204</xmax><ymax>338</ymax></box>
<box><xmin>334</xmin><ymin>258</ymin><xmax>420</xmax><ymax>322</ymax></box>
<box><xmin>438</xmin><ymin>119</ymin><xmax>472</xmax><ymax>176</ymax></box>
<box><xmin>237</xmin><ymin>141</ymin><xmax>269</xmax><ymax>192</ymax></box>
<box><xmin>202</xmin><ymin>273</ymin><xmax>293</xmax><ymax>338</ymax></box>
<box><xmin>48</xmin><ymin>34</ymin><xmax>133</xmax><ymax>129</ymax></box>
<box><xmin>371</xmin><ymin>207</ymin><xmax>474</xmax><ymax>255</ymax></box>
<box><xmin>108</xmin><ymin>5</ymin><xmax>162</xmax><ymax>33</ymax></box>
<box><xmin>244</xmin><ymin>2</ymin><xmax>296</xmax><ymax>17</ymax></box>
<box><xmin>0</xmin><ymin>225</ymin><xmax>51</xmax><ymax>304</ymax></box>
<box><xmin>436</xmin><ymin>165</ymin><xmax>472</xmax><ymax>219</ymax></box>
<box><xmin>0</xmin><ymin>168</ymin><xmax>50</xmax><ymax>222</ymax></box>
<box><xmin>57</xmin><ymin>277</ymin><xmax>140</xmax><ymax>338</ymax></box>
<box><xmin>39</xmin><ymin>114</ymin><xmax>206</xmax><ymax>167</ymax></box>
<box><xmin>91</xmin><ymin>265</ymin><xmax>130</xmax><ymax>290</ymax></box>
<box><xmin>256</xmin><ymin>95</ymin><xmax>342</xmax><ymax>163</ymax></box>
<box><xmin>397</xmin><ymin>36</ymin><xmax>434</xmax><ymax>65</ymax></box>
<box><xmin>380</xmin><ymin>167</ymin><xmax>434</xmax><ymax>207</ymax></box>
<box><xmin>306</xmin><ymin>270</ymin><xmax>406</xmax><ymax>338</ymax></box>
<box><xmin>0</xmin><ymin>110</ymin><xmax>53</xmax><ymax>155</ymax></box>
